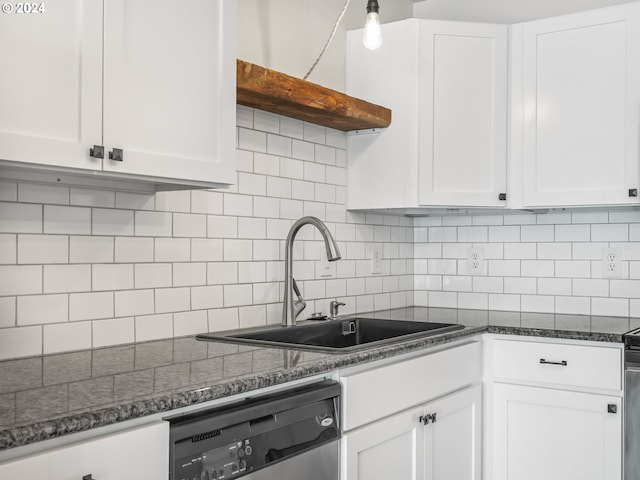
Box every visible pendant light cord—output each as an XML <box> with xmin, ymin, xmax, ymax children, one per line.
<box><xmin>303</xmin><ymin>0</ymin><xmax>351</xmax><ymax>80</ymax></box>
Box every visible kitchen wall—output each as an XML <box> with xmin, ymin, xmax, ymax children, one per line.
<box><xmin>237</xmin><ymin>0</ymin><xmax>414</xmax><ymax>91</ymax></box>
<box><xmin>0</xmin><ymin>107</ymin><xmax>414</xmax><ymax>360</ymax></box>
<box><xmin>413</xmin><ymin>211</ymin><xmax>640</xmax><ymax>321</ymax></box>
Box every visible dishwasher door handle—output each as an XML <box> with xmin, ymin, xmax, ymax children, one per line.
<box><xmin>539</xmin><ymin>358</ymin><xmax>567</xmax><ymax>366</ymax></box>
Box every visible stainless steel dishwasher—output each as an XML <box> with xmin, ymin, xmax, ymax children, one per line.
<box><xmin>168</xmin><ymin>380</ymin><xmax>340</xmax><ymax>480</ymax></box>
<box><xmin>625</xmin><ymin>328</ymin><xmax>640</xmax><ymax>479</ymax></box>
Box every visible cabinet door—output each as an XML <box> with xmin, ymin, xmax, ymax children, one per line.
<box><xmin>342</xmin><ymin>405</ymin><xmax>424</xmax><ymax>480</ymax></box>
<box><xmin>102</xmin><ymin>0</ymin><xmax>235</xmax><ymax>186</ymax></box>
<box><xmin>423</xmin><ymin>385</ymin><xmax>482</xmax><ymax>480</ymax></box>
<box><xmin>518</xmin><ymin>4</ymin><xmax>640</xmax><ymax>207</ymax></box>
<box><xmin>492</xmin><ymin>383</ymin><xmax>621</xmax><ymax>480</ymax></box>
<box><xmin>47</xmin><ymin>422</ymin><xmax>169</xmax><ymax>480</ymax></box>
<box><xmin>0</xmin><ymin>0</ymin><xmax>103</xmax><ymax>171</ymax></box>
<box><xmin>418</xmin><ymin>22</ymin><xmax>508</xmax><ymax>207</ymax></box>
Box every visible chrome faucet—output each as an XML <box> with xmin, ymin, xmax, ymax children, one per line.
<box><xmin>283</xmin><ymin>216</ymin><xmax>341</xmax><ymax>327</ymax></box>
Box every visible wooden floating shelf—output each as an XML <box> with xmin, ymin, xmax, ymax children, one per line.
<box><xmin>236</xmin><ymin>59</ymin><xmax>392</xmax><ymax>132</ymax></box>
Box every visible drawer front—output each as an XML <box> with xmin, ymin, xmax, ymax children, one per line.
<box><xmin>340</xmin><ymin>341</ymin><xmax>482</xmax><ymax>431</ymax></box>
<box><xmin>491</xmin><ymin>339</ymin><xmax>622</xmax><ymax>391</ymax></box>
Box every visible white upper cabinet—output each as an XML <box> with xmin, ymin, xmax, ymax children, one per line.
<box><xmin>512</xmin><ymin>3</ymin><xmax>640</xmax><ymax>207</ymax></box>
<box><xmin>0</xmin><ymin>0</ymin><xmax>236</xmax><ymax>189</ymax></box>
<box><xmin>347</xmin><ymin>19</ymin><xmax>508</xmax><ymax>210</ymax></box>
<box><xmin>0</xmin><ymin>0</ymin><xmax>103</xmax><ymax>172</ymax></box>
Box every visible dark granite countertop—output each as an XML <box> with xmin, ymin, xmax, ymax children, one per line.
<box><xmin>0</xmin><ymin>307</ymin><xmax>633</xmax><ymax>452</ymax></box>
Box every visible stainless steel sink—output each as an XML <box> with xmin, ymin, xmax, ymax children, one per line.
<box><xmin>196</xmin><ymin>318</ymin><xmax>464</xmax><ymax>352</ymax></box>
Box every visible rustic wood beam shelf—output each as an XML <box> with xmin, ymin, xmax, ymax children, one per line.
<box><xmin>236</xmin><ymin>59</ymin><xmax>392</xmax><ymax>132</ymax></box>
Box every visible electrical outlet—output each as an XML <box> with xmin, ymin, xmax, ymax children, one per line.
<box><xmin>319</xmin><ymin>245</ymin><xmax>335</xmax><ymax>278</ymax></box>
<box><xmin>467</xmin><ymin>247</ymin><xmax>485</xmax><ymax>275</ymax></box>
<box><xmin>602</xmin><ymin>247</ymin><xmax>623</xmax><ymax>279</ymax></box>
<box><xmin>370</xmin><ymin>244</ymin><xmax>383</xmax><ymax>275</ymax></box>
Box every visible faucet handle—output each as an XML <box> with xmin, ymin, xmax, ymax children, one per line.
<box><xmin>330</xmin><ymin>300</ymin><xmax>346</xmax><ymax>319</ymax></box>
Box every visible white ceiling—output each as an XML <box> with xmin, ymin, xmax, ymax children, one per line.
<box><xmin>410</xmin><ymin>0</ymin><xmax>639</xmax><ymax>23</ymax></box>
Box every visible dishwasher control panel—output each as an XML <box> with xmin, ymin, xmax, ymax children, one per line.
<box><xmin>168</xmin><ymin>380</ymin><xmax>341</xmax><ymax>480</ymax></box>
<box><xmin>177</xmin><ymin>439</ymin><xmax>253</xmax><ymax>480</ymax></box>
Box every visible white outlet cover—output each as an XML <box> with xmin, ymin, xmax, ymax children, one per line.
<box><xmin>319</xmin><ymin>245</ymin><xmax>335</xmax><ymax>278</ymax></box>
<box><xmin>467</xmin><ymin>247</ymin><xmax>485</xmax><ymax>275</ymax></box>
<box><xmin>370</xmin><ymin>244</ymin><xmax>383</xmax><ymax>275</ymax></box>
<box><xmin>602</xmin><ymin>247</ymin><xmax>623</xmax><ymax>279</ymax></box>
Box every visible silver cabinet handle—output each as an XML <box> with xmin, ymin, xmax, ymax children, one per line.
<box><xmin>109</xmin><ymin>148</ymin><xmax>124</xmax><ymax>162</ymax></box>
<box><xmin>539</xmin><ymin>358</ymin><xmax>567</xmax><ymax>366</ymax></box>
<box><xmin>89</xmin><ymin>145</ymin><xmax>104</xmax><ymax>159</ymax></box>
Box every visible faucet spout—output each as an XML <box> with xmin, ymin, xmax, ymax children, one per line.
<box><xmin>283</xmin><ymin>216</ymin><xmax>341</xmax><ymax>327</ymax></box>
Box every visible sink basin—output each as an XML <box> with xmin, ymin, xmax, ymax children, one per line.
<box><xmin>196</xmin><ymin>318</ymin><xmax>464</xmax><ymax>352</ymax></box>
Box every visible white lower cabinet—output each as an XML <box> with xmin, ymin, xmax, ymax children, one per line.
<box><xmin>0</xmin><ymin>421</ymin><xmax>169</xmax><ymax>479</ymax></box>
<box><xmin>342</xmin><ymin>385</ymin><xmax>482</xmax><ymax>480</ymax></box>
<box><xmin>486</xmin><ymin>336</ymin><xmax>623</xmax><ymax>480</ymax></box>
<box><xmin>339</xmin><ymin>341</ymin><xmax>483</xmax><ymax>480</ymax></box>
<box><xmin>491</xmin><ymin>384</ymin><xmax>621</xmax><ymax>480</ymax></box>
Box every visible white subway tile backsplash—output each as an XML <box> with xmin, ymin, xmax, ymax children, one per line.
<box><xmin>556</xmin><ymin>296</ymin><xmax>590</xmax><ymax>315</ymax></box>
<box><xmin>135</xmin><ymin>264</ymin><xmax>172</xmax><ymax>289</ymax></box>
<box><xmin>174</xmin><ymin>214</ymin><xmax>206</xmax><ymax>238</ymax></box>
<box><xmin>93</xmin><ymin>317</ymin><xmax>134</xmax><ymax>348</ymax></box>
<box><xmin>173</xmin><ymin>263</ymin><xmax>206</xmax><ymax>287</ymax></box>
<box><xmin>92</xmin><ymin>208</ymin><xmax>134</xmax><ymax>236</ymax></box>
<box><xmin>17</xmin><ymin>294</ymin><xmax>68</xmax><ymax>325</ymax></box>
<box><xmin>555</xmin><ymin>260</ymin><xmax>590</xmax><ymax>278</ymax></box>
<box><xmin>115</xmin><ymin>289</ymin><xmax>154</xmax><ymax>317</ymax></box>
<box><xmin>521</xmin><ymin>295</ymin><xmax>555</xmax><ymax>313</ymax></box>
<box><xmin>224</xmin><ymin>284</ymin><xmax>253</xmax><ymax>307</ymax></box>
<box><xmin>174</xmin><ymin>310</ymin><xmax>208</xmax><ymax>336</ymax></box>
<box><xmin>0</xmin><ymin>297</ymin><xmax>16</xmax><ymax>327</ymax></box>
<box><xmin>93</xmin><ymin>264</ymin><xmax>133</xmax><ymax>291</ymax></box>
<box><xmin>0</xmin><ymin>234</ymin><xmax>16</xmax><ymax>264</ymax></box>
<box><xmin>4</xmin><ymin>107</ymin><xmax>638</xmax><ymax>359</ymax></box>
<box><xmin>592</xmin><ymin>297</ymin><xmax>629</xmax><ymax>317</ymax></box>
<box><xmin>155</xmin><ymin>238</ymin><xmax>190</xmax><ymax>262</ymax></box>
<box><xmin>458</xmin><ymin>227</ymin><xmax>487</xmax><ymax>243</ymax></box>
<box><xmin>592</xmin><ymin>223</ymin><xmax>628</xmax><ymax>242</ymax></box>
<box><xmin>521</xmin><ymin>225</ymin><xmax>554</xmax><ymax>242</ymax></box>
<box><xmin>488</xmin><ymin>294</ymin><xmax>520</xmax><ymax>311</ymax></box>
<box><xmin>0</xmin><ymin>265</ymin><xmax>41</xmax><ymax>296</ymax></box>
<box><xmin>70</xmin><ymin>236</ymin><xmax>114</xmax><ymax>264</ymax></box>
<box><xmin>538</xmin><ymin>278</ymin><xmax>571</xmax><ymax>296</ymax></box>
<box><xmin>18</xmin><ymin>183</ymin><xmax>68</xmax><ymax>204</ymax></box>
<box><xmin>253</xmin><ymin>110</ymin><xmax>279</xmax><ymax>133</ymax></box>
<box><xmin>191</xmin><ymin>190</ymin><xmax>223</xmax><ymax>215</ymax></box>
<box><xmin>43</xmin><ymin>321</ymin><xmax>91</xmax><ymax>354</ymax></box>
<box><xmin>44</xmin><ymin>265</ymin><xmax>91</xmax><ymax>293</ymax></box>
<box><xmin>135</xmin><ymin>211</ymin><xmax>172</xmax><ymax>237</ymax></box>
<box><xmin>489</xmin><ymin>226</ymin><xmax>520</xmax><ymax>242</ymax></box>
<box><xmin>238</xmin><ymin>127</ymin><xmax>267</xmax><ymax>152</ymax></box>
<box><xmin>0</xmin><ymin>325</ymin><xmax>42</xmax><ymax>360</ymax></box>
<box><xmin>115</xmin><ymin>237</ymin><xmax>154</xmax><ymax>263</ymax></box>
<box><xmin>116</xmin><ymin>192</ymin><xmax>154</xmax><ymax>210</ymax></box>
<box><xmin>555</xmin><ymin>225</ymin><xmax>590</xmax><ymax>242</ymax></box>
<box><xmin>70</xmin><ymin>188</ymin><xmax>115</xmax><ymax>208</ymax></box>
<box><xmin>18</xmin><ymin>234</ymin><xmax>68</xmax><ymax>264</ymax></box>
<box><xmin>44</xmin><ymin>205</ymin><xmax>90</xmax><ymax>235</ymax></box>
<box><xmin>155</xmin><ymin>287</ymin><xmax>190</xmax><ymax>313</ymax></box>
<box><xmin>0</xmin><ymin>181</ymin><xmax>17</xmax><ymax>201</ymax></box>
<box><xmin>70</xmin><ymin>291</ymin><xmax>114</xmax><ymax>321</ymax></box>
<box><xmin>267</xmin><ymin>134</ymin><xmax>292</xmax><ymax>157</ymax></box>
<box><xmin>135</xmin><ymin>313</ymin><xmax>173</xmax><ymax>342</ymax></box>
<box><xmin>0</xmin><ymin>202</ymin><xmax>42</xmax><ymax>233</ymax></box>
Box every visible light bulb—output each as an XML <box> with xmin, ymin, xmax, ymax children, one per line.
<box><xmin>363</xmin><ymin>0</ymin><xmax>382</xmax><ymax>50</ymax></box>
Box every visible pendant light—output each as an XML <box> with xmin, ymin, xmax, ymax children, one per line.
<box><xmin>363</xmin><ymin>0</ymin><xmax>382</xmax><ymax>50</ymax></box>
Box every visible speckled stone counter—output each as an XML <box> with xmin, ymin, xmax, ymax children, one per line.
<box><xmin>0</xmin><ymin>307</ymin><xmax>633</xmax><ymax>452</ymax></box>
